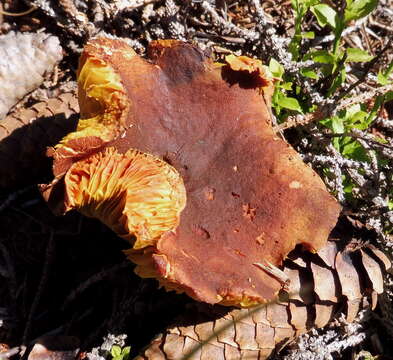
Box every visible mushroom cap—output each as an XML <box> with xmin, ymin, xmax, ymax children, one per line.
<box><xmin>43</xmin><ymin>38</ymin><xmax>341</xmax><ymax>307</ymax></box>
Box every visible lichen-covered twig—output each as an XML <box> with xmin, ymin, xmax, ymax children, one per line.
<box><xmin>201</xmin><ymin>1</ymin><xmax>258</xmax><ymax>41</ymax></box>
<box><xmin>274</xmin><ymin>83</ymin><xmax>393</xmax><ymax>132</ymax></box>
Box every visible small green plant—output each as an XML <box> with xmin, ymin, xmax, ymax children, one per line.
<box><xmin>269</xmin><ymin>58</ymin><xmax>303</xmax><ymax>115</ymax></box>
<box><xmin>271</xmin><ymin>2</ymin><xmax>390</xmax><ymax>146</ymax></box>
<box><xmin>273</xmin><ymin>0</ymin><xmax>383</xmax><ymax>118</ymax></box>
<box><xmin>269</xmin><ymin>0</ymin><xmax>393</xmax><ymax>236</ymax></box>
<box><xmin>110</xmin><ymin>345</ymin><xmax>131</xmax><ymax>360</ymax></box>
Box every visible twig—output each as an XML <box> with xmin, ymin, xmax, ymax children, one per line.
<box><xmin>303</xmin><ymin>152</ymin><xmax>374</xmax><ymax>178</ymax></box>
<box><xmin>0</xmin><ymin>6</ymin><xmax>36</xmax><ymax>16</ymax></box>
<box><xmin>369</xmin><ymin>16</ymin><xmax>393</xmax><ymax>33</ymax></box>
<box><xmin>337</xmin><ymin>37</ymin><xmax>393</xmax><ymax>100</ymax></box>
<box><xmin>325</xmin><ymin>144</ymin><xmax>346</xmax><ymax>203</ymax></box>
<box><xmin>201</xmin><ymin>1</ymin><xmax>259</xmax><ymax>40</ymax></box>
<box><xmin>274</xmin><ymin>83</ymin><xmax>393</xmax><ymax>132</ymax></box>
<box><xmin>0</xmin><ymin>241</ymin><xmax>18</xmax><ymax>321</ymax></box>
<box><xmin>0</xmin><ymin>186</ymin><xmax>34</xmax><ymax>213</ymax></box>
<box><xmin>165</xmin><ymin>0</ymin><xmax>186</xmax><ymax>40</ymax></box>
<box><xmin>23</xmin><ymin>231</ymin><xmax>55</xmax><ymax>344</ymax></box>
<box><xmin>249</xmin><ymin>0</ymin><xmax>290</xmax><ymax>62</ymax></box>
<box><xmin>273</xmin><ymin>107</ymin><xmax>332</xmax><ymax>132</ymax></box>
<box><xmin>62</xmin><ymin>261</ymin><xmax>131</xmax><ymax>310</ymax></box>
<box><xmin>313</xmin><ymin>17</ymin><xmax>368</xmax><ymax>45</ymax></box>
<box><xmin>110</xmin><ymin>0</ymin><xmax>161</xmax><ymax>13</ymax></box>
<box><xmin>0</xmin><ymin>346</ymin><xmax>26</xmax><ymax>360</ymax></box>
<box><xmin>365</xmin><ymin>26</ymin><xmax>382</xmax><ymax>41</ymax></box>
<box><xmin>375</xmin><ymin>116</ymin><xmax>393</xmax><ymax>130</ymax></box>
<box><xmin>59</xmin><ymin>0</ymin><xmax>87</xmax><ymax>24</ymax></box>
<box><xmin>338</xmin><ymin>83</ymin><xmax>393</xmax><ymax>111</ymax></box>
<box><xmin>324</xmin><ymin>130</ymin><xmax>393</xmax><ymax>153</ymax></box>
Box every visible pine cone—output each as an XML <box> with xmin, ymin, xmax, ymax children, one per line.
<box><xmin>0</xmin><ymin>32</ymin><xmax>63</xmax><ymax>120</ymax></box>
<box><xmin>0</xmin><ymin>90</ymin><xmax>79</xmax><ymax>188</ymax></box>
<box><xmin>136</xmin><ymin>241</ymin><xmax>390</xmax><ymax>359</ymax></box>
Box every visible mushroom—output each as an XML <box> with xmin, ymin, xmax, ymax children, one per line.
<box><xmin>42</xmin><ymin>38</ymin><xmax>341</xmax><ymax>307</ymax></box>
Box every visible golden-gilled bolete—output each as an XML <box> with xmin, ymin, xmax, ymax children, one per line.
<box><xmin>42</xmin><ymin>38</ymin><xmax>341</xmax><ymax>307</ymax></box>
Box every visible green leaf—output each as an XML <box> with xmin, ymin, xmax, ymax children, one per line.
<box><xmin>375</xmin><ymin>136</ymin><xmax>388</xmax><ymax>144</ymax></box>
<box><xmin>333</xmin><ymin>137</ymin><xmax>341</xmax><ymax>151</ymax></box>
<box><xmin>279</xmin><ymin>81</ymin><xmax>293</xmax><ymax>90</ymax></box>
<box><xmin>291</xmin><ymin>0</ymin><xmax>319</xmax><ymax>13</ymax></box>
<box><xmin>377</xmin><ymin>71</ymin><xmax>392</xmax><ymax>85</ymax></box>
<box><xmin>377</xmin><ymin>70</ymin><xmax>390</xmax><ymax>85</ymax></box>
<box><xmin>344</xmin><ymin>0</ymin><xmax>378</xmax><ymax>22</ymax></box>
<box><xmin>121</xmin><ymin>346</ymin><xmax>131</xmax><ymax>360</ymax></box>
<box><xmin>121</xmin><ymin>347</ymin><xmax>131</xmax><ymax>355</ymax></box>
<box><xmin>332</xmin><ymin>19</ymin><xmax>345</xmax><ymax>56</ymax></box>
<box><xmin>311</xmin><ymin>4</ymin><xmax>337</xmax><ymax>29</ymax></box>
<box><xmin>345</xmin><ymin>104</ymin><xmax>362</xmax><ymax>119</ymax></box>
<box><xmin>307</xmin><ymin>50</ymin><xmax>336</xmax><ymax>64</ymax></box>
<box><xmin>272</xmin><ymin>88</ymin><xmax>281</xmax><ymax>115</ymax></box>
<box><xmin>269</xmin><ymin>58</ymin><xmax>284</xmax><ymax>79</ymax></box>
<box><xmin>328</xmin><ymin>68</ymin><xmax>346</xmax><ymax>96</ymax></box>
<box><xmin>377</xmin><ymin>60</ymin><xmax>393</xmax><ymax>85</ymax></box>
<box><xmin>349</xmin><ymin>110</ymin><xmax>369</xmax><ymax>124</ymax></box>
<box><xmin>302</xmin><ymin>0</ymin><xmax>320</xmax><ymax>6</ymax></box>
<box><xmin>343</xmin><ymin>178</ymin><xmax>355</xmax><ymax>194</ymax></box>
<box><xmin>366</xmin><ymin>96</ymin><xmax>383</xmax><ymax>124</ymax></box>
<box><xmin>341</xmin><ymin>139</ymin><xmax>368</xmax><ymax>161</ymax></box>
<box><xmin>346</xmin><ymin>48</ymin><xmax>374</xmax><ymax>62</ymax></box>
<box><xmin>111</xmin><ymin>345</ymin><xmax>122</xmax><ymax>358</ymax></box>
<box><xmin>344</xmin><ymin>104</ymin><xmax>372</xmax><ymax>130</ymax></box>
<box><xmin>351</xmin><ymin>111</ymin><xmax>371</xmax><ymax>130</ymax></box>
<box><xmin>386</xmin><ymin>91</ymin><xmax>393</xmax><ymax>102</ymax></box>
<box><xmin>300</xmin><ymin>68</ymin><xmax>319</xmax><ymax>79</ymax></box>
<box><xmin>301</xmin><ymin>31</ymin><xmax>315</xmax><ymax>39</ymax></box>
<box><xmin>276</xmin><ymin>93</ymin><xmax>302</xmax><ymax>111</ymax></box>
<box><xmin>331</xmin><ymin>117</ymin><xmax>344</xmax><ymax>133</ymax></box>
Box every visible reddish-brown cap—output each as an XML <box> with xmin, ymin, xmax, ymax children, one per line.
<box><xmin>43</xmin><ymin>38</ymin><xmax>341</xmax><ymax>307</ymax></box>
